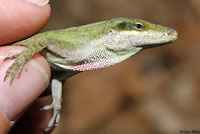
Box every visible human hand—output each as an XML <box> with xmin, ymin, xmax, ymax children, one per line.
<box><xmin>0</xmin><ymin>0</ymin><xmax>52</xmax><ymax>133</ymax></box>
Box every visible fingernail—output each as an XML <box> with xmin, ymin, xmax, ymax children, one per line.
<box><xmin>26</xmin><ymin>0</ymin><xmax>49</xmax><ymax>6</ymax></box>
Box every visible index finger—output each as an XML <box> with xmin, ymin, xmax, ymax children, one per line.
<box><xmin>0</xmin><ymin>0</ymin><xmax>51</xmax><ymax>45</ymax></box>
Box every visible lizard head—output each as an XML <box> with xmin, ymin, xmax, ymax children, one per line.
<box><xmin>104</xmin><ymin>17</ymin><xmax>178</xmax><ymax>50</ymax></box>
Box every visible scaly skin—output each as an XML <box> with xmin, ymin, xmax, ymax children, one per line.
<box><xmin>4</xmin><ymin>17</ymin><xmax>178</xmax><ymax>131</ymax></box>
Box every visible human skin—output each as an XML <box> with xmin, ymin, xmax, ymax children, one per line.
<box><xmin>0</xmin><ymin>0</ymin><xmax>52</xmax><ymax>133</ymax></box>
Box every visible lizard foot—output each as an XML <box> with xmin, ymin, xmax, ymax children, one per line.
<box><xmin>41</xmin><ymin>101</ymin><xmax>61</xmax><ymax>131</ymax></box>
<box><xmin>40</xmin><ymin>79</ymin><xmax>63</xmax><ymax>131</ymax></box>
<box><xmin>4</xmin><ymin>54</ymin><xmax>26</xmax><ymax>84</ymax></box>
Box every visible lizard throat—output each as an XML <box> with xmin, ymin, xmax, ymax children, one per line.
<box><xmin>54</xmin><ymin>60</ymin><xmax>111</xmax><ymax>71</ymax></box>
<box><xmin>52</xmin><ymin>49</ymin><xmax>114</xmax><ymax>71</ymax></box>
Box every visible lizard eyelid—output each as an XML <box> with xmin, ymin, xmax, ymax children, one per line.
<box><xmin>134</xmin><ymin>23</ymin><xmax>144</xmax><ymax>29</ymax></box>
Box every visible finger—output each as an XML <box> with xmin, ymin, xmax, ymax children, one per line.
<box><xmin>10</xmin><ymin>99</ymin><xmax>54</xmax><ymax>134</ymax></box>
<box><xmin>0</xmin><ymin>46</ymin><xmax>51</xmax><ymax>133</ymax></box>
<box><xmin>0</xmin><ymin>107</ymin><xmax>10</xmax><ymax>134</ymax></box>
<box><xmin>0</xmin><ymin>0</ymin><xmax>51</xmax><ymax>45</ymax></box>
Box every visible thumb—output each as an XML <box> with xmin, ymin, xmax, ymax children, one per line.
<box><xmin>0</xmin><ymin>46</ymin><xmax>51</xmax><ymax>133</ymax></box>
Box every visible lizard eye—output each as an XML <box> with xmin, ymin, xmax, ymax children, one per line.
<box><xmin>134</xmin><ymin>23</ymin><xmax>144</xmax><ymax>30</ymax></box>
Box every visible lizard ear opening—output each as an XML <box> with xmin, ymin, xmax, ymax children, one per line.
<box><xmin>117</xmin><ymin>22</ymin><xmax>127</xmax><ymax>29</ymax></box>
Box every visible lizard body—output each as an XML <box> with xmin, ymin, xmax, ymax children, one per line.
<box><xmin>4</xmin><ymin>17</ymin><xmax>177</xmax><ymax>131</ymax></box>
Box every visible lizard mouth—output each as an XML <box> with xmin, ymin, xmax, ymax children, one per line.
<box><xmin>136</xmin><ymin>30</ymin><xmax>178</xmax><ymax>49</ymax></box>
<box><xmin>138</xmin><ymin>41</ymin><xmax>173</xmax><ymax>49</ymax></box>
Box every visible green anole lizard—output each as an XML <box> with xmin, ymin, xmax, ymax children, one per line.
<box><xmin>3</xmin><ymin>17</ymin><xmax>177</xmax><ymax>131</ymax></box>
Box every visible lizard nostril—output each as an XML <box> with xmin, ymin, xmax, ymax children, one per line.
<box><xmin>167</xmin><ymin>29</ymin><xmax>175</xmax><ymax>36</ymax></box>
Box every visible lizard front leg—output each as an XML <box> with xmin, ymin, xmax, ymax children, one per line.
<box><xmin>41</xmin><ymin>79</ymin><xmax>63</xmax><ymax>131</ymax></box>
<box><xmin>4</xmin><ymin>41</ymin><xmax>47</xmax><ymax>84</ymax></box>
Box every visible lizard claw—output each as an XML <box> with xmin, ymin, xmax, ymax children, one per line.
<box><xmin>41</xmin><ymin>102</ymin><xmax>61</xmax><ymax>132</ymax></box>
<box><xmin>3</xmin><ymin>54</ymin><xmax>26</xmax><ymax>84</ymax></box>
<box><xmin>3</xmin><ymin>54</ymin><xmax>19</xmax><ymax>61</ymax></box>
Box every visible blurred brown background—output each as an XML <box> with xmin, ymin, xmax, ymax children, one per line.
<box><xmin>43</xmin><ymin>0</ymin><xmax>200</xmax><ymax>133</ymax></box>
